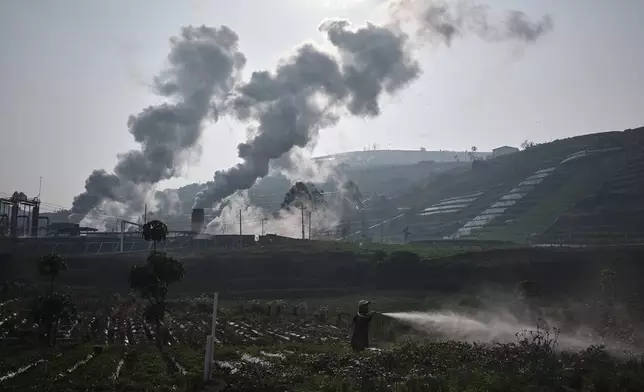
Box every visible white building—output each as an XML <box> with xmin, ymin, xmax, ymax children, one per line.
<box><xmin>492</xmin><ymin>145</ymin><xmax>520</xmax><ymax>158</ymax></box>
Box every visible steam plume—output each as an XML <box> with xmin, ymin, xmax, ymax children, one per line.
<box><xmin>71</xmin><ymin>0</ymin><xmax>553</xmax><ymax>221</ymax></box>
<box><xmin>71</xmin><ymin>26</ymin><xmax>246</xmax><ymax>218</ymax></box>
<box><xmin>193</xmin><ymin>20</ymin><xmax>420</xmax><ymax>208</ymax></box>
<box><xmin>193</xmin><ymin>1</ymin><xmax>553</xmax><ymax>209</ymax></box>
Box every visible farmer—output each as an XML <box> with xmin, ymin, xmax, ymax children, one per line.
<box><xmin>350</xmin><ymin>300</ymin><xmax>374</xmax><ymax>352</ymax></box>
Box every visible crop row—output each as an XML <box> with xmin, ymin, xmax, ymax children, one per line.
<box><xmin>2</xmin><ymin>302</ymin><xmax>349</xmax><ymax>348</ymax></box>
<box><xmin>1</xmin><ymin>301</ymin><xmax>353</xmax><ymax>390</ymax></box>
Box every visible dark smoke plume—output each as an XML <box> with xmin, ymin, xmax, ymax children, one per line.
<box><xmin>193</xmin><ymin>1</ymin><xmax>553</xmax><ymax>209</ymax></box>
<box><xmin>71</xmin><ymin>26</ymin><xmax>246</xmax><ymax>218</ymax></box>
<box><xmin>70</xmin><ymin>1</ymin><xmax>553</xmax><ymax>218</ymax></box>
<box><xmin>193</xmin><ymin>20</ymin><xmax>420</xmax><ymax>208</ymax></box>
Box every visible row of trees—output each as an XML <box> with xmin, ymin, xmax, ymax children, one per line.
<box><xmin>280</xmin><ymin>180</ymin><xmax>365</xmax><ymax>213</ymax></box>
<box><xmin>281</xmin><ymin>182</ymin><xmax>326</xmax><ymax>211</ymax></box>
<box><xmin>32</xmin><ymin>219</ymin><xmax>185</xmax><ymax>348</ymax></box>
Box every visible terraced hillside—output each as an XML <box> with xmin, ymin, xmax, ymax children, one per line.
<box><xmin>383</xmin><ymin>127</ymin><xmax>644</xmax><ymax>244</ymax></box>
<box><xmin>539</xmin><ymin>143</ymin><xmax>644</xmax><ymax>244</ymax></box>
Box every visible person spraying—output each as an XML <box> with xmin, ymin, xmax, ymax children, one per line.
<box><xmin>351</xmin><ymin>300</ymin><xmax>376</xmax><ymax>352</ymax></box>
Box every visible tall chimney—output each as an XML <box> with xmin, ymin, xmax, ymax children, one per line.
<box><xmin>191</xmin><ymin>208</ymin><xmax>205</xmax><ymax>233</ymax></box>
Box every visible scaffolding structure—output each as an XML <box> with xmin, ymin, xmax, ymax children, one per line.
<box><xmin>0</xmin><ymin>191</ymin><xmax>42</xmax><ymax>238</ymax></box>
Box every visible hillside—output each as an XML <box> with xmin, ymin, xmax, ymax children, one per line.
<box><xmin>367</xmin><ymin>127</ymin><xmax>644</xmax><ymax>245</ymax></box>
<box><xmin>148</xmin><ymin>156</ymin><xmax>467</xmax><ymax>224</ymax></box>
<box><xmin>314</xmin><ymin>149</ymin><xmax>490</xmax><ymax>168</ymax></box>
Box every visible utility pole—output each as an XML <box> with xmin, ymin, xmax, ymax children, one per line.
<box><xmin>119</xmin><ymin>220</ymin><xmax>124</xmax><ymax>253</ymax></box>
<box><xmin>239</xmin><ymin>209</ymin><xmax>242</xmax><ymax>248</ymax></box>
<box><xmin>261</xmin><ymin>218</ymin><xmax>266</xmax><ymax>236</ymax></box>
<box><xmin>380</xmin><ymin>221</ymin><xmax>384</xmax><ymax>243</ymax></box>
<box><xmin>301</xmin><ymin>205</ymin><xmax>305</xmax><ymax>240</ymax></box>
<box><xmin>308</xmin><ymin>211</ymin><xmax>312</xmax><ymax>240</ymax></box>
<box><xmin>37</xmin><ymin>176</ymin><xmax>42</xmax><ymax>199</ymax></box>
<box><xmin>144</xmin><ymin>204</ymin><xmax>147</xmax><ymax>225</ymax></box>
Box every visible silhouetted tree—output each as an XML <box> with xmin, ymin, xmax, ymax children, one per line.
<box><xmin>470</xmin><ymin>146</ymin><xmax>478</xmax><ymax>161</ymax></box>
<box><xmin>282</xmin><ymin>182</ymin><xmax>312</xmax><ymax>210</ymax></box>
<box><xmin>521</xmin><ymin>140</ymin><xmax>537</xmax><ymax>150</ymax></box>
<box><xmin>32</xmin><ymin>292</ymin><xmax>76</xmax><ymax>347</ymax></box>
<box><xmin>142</xmin><ymin>220</ymin><xmax>168</xmax><ymax>252</ymax></box>
<box><xmin>129</xmin><ymin>252</ymin><xmax>185</xmax><ymax>348</ymax></box>
<box><xmin>38</xmin><ymin>252</ymin><xmax>67</xmax><ymax>295</ymax></box>
<box><xmin>281</xmin><ymin>182</ymin><xmax>326</xmax><ymax>211</ymax></box>
<box><xmin>33</xmin><ymin>252</ymin><xmax>75</xmax><ymax>346</ymax></box>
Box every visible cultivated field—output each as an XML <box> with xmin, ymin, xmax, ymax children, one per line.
<box><xmin>3</xmin><ymin>243</ymin><xmax>644</xmax><ymax>391</ymax></box>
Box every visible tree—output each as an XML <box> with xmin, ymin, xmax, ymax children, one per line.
<box><xmin>38</xmin><ymin>252</ymin><xmax>68</xmax><ymax>295</ymax></box>
<box><xmin>521</xmin><ymin>140</ymin><xmax>537</xmax><ymax>150</ymax></box>
<box><xmin>470</xmin><ymin>146</ymin><xmax>478</xmax><ymax>161</ymax></box>
<box><xmin>282</xmin><ymin>182</ymin><xmax>312</xmax><ymax>210</ymax></box>
<box><xmin>281</xmin><ymin>182</ymin><xmax>326</xmax><ymax>211</ymax></box>
<box><xmin>142</xmin><ymin>220</ymin><xmax>168</xmax><ymax>252</ymax></box>
<box><xmin>34</xmin><ymin>252</ymin><xmax>75</xmax><ymax>346</ymax></box>
<box><xmin>129</xmin><ymin>252</ymin><xmax>185</xmax><ymax>348</ymax></box>
<box><xmin>32</xmin><ymin>292</ymin><xmax>76</xmax><ymax>347</ymax></box>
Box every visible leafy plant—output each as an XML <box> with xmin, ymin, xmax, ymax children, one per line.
<box><xmin>129</xmin><ymin>251</ymin><xmax>185</xmax><ymax>348</ymax></box>
<box><xmin>38</xmin><ymin>252</ymin><xmax>68</xmax><ymax>295</ymax></box>
<box><xmin>142</xmin><ymin>220</ymin><xmax>168</xmax><ymax>252</ymax></box>
<box><xmin>31</xmin><ymin>252</ymin><xmax>75</xmax><ymax>346</ymax></box>
<box><xmin>32</xmin><ymin>292</ymin><xmax>77</xmax><ymax>346</ymax></box>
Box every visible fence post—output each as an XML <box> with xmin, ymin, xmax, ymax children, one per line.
<box><xmin>203</xmin><ymin>335</ymin><xmax>213</xmax><ymax>382</ymax></box>
<box><xmin>203</xmin><ymin>292</ymin><xmax>219</xmax><ymax>382</ymax></box>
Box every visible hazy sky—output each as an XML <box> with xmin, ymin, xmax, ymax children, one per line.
<box><xmin>1</xmin><ymin>0</ymin><xmax>643</xmax><ymax>209</ymax></box>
